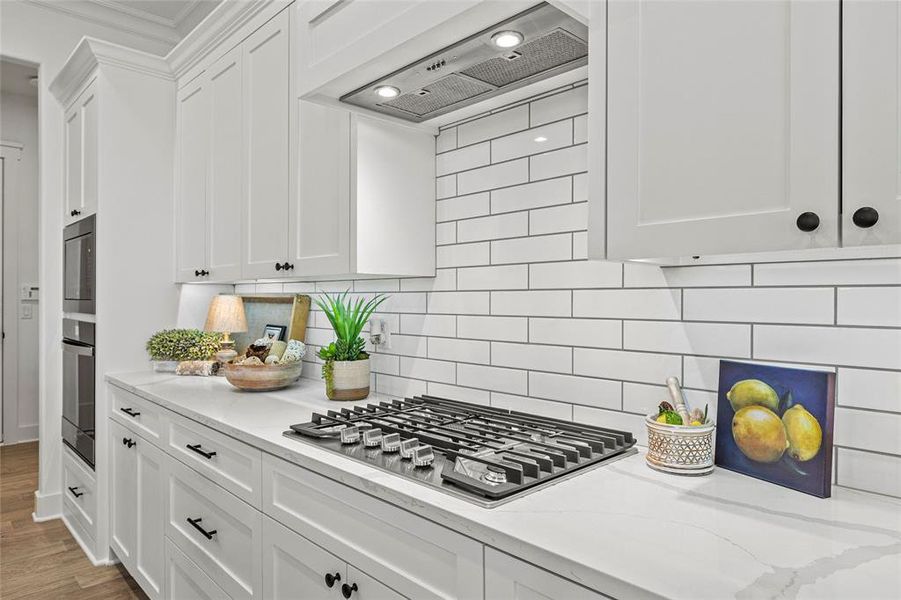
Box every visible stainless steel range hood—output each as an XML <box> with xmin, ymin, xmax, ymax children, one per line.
<box><xmin>340</xmin><ymin>3</ymin><xmax>588</xmax><ymax>123</ymax></box>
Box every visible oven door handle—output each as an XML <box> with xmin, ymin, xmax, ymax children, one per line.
<box><xmin>62</xmin><ymin>342</ymin><xmax>94</xmax><ymax>356</ymax></box>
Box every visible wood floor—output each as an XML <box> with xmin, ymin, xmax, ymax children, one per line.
<box><xmin>0</xmin><ymin>442</ymin><xmax>147</xmax><ymax>599</ymax></box>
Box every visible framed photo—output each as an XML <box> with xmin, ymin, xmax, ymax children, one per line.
<box><xmin>262</xmin><ymin>324</ymin><xmax>287</xmax><ymax>342</ymax></box>
<box><xmin>715</xmin><ymin>360</ymin><xmax>835</xmax><ymax>498</ymax></box>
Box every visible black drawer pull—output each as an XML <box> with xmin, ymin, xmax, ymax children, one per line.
<box><xmin>122</xmin><ymin>437</ymin><xmax>136</xmax><ymax>448</ymax></box>
<box><xmin>325</xmin><ymin>572</ymin><xmax>341</xmax><ymax>588</ymax></box>
<box><xmin>186</xmin><ymin>444</ymin><xmax>217</xmax><ymax>459</ymax></box>
<box><xmin>68</xmin><ymin>486</ymin><xmax>84</xmax><ymax>498</ymax></box>
<box><xmin>186</xmin><ymin>517</ymin><xmax>217</xmax><ymax>540</ymax></box>
<box><xmin>341</xmin><ymin>582</ymin><xmax>358</xmax><ymax>599</ymax></box>
<box><xmin>120</xmin><ymin>407</ymin><xmax>141</xmax><ymax>418</ymax></box>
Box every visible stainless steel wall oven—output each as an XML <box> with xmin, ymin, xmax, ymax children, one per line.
<box><xmin>62</xmin><ymin>319</ymin><xmax>95</xmax><ymax>468</ymax></box>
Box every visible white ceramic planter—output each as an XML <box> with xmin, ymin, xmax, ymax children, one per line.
<box><xmin>327</xmin><ymin>358</ymin><xmax>371</xmax><ymax>401</ymax></box>
<box><xmin>645</xmin><ymin>414</ymin><xmax>716</xmax><ymax>475</ymax></box>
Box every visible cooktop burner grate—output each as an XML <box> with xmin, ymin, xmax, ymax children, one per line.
<box><xmin>286</xmin><ymin>395</ymin><xmax>636</xmax><ymax>507</ymax></box>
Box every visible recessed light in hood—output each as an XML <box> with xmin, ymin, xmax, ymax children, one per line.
<box><xmin>340</xmin><ymin>3</ymin><xmax>587</xmax><ymax>123</ymax></box>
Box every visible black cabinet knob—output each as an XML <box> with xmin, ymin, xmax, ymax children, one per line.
<box><xmin>284</xmin><ymin>262</ymin><xmax>294</xmax><ymax>271</ymax></box>
<box><xmin>194</xmin><ymin>269</ymin><xmax>210</xmax><ymax>277</ymax></box>
<box><xmin>275</xmin><ymin>262</ymin><xmax>283</xmax><ymax>271</ymax></box>
<box><xmin>275</xmin><ymin>262</ymin><xmax>294</xmax><ymax>272</ymax></box>
<box><xmin>70</xmin><ymin>209</ymin><xmax>81</xmax><ymax>217</ymax></box>
<box><xmin>341</xmin><ymin>583</ymin><xmax>358</xmax><ymax>599</ymax></box>
<box><xmin>325</xmin><ymin>572</ymin><xmax>341</xmax><ymax>588</ymax></box>
<box><xmin>796</xmin><ymin>212</ymin><xmax>820</xmax><ymax>232</ymax></box>
<box><xmin>122</xmin><ymin>437</ymin><xmax>136</xmax><ymax>448</ymax></box>
<box><xmin>852</xmin><ymin>206</ymin><xmax>879</xmax><ymax>228</ymax></box>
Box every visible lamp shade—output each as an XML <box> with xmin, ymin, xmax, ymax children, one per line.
<box><xmin>204</xmin><ymin>295</ymin><xmax>248</xmax><ymax>334</ymax></box>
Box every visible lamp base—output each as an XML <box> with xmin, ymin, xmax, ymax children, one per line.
<box><xmin>216</xmin><ymin>348</ymin><xmax>238</xmax><ymax>364</ymax></box>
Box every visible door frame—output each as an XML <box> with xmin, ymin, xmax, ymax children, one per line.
<box><xmin>1</xmin><ymin>141</ymin><xmax>23</xmax><ymax>444</ymax></box>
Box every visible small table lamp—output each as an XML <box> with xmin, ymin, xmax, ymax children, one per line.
<box><xmin>204</xmin><ymin>295</ymin><xmax>248</xmax><ymax>364</ymax></box>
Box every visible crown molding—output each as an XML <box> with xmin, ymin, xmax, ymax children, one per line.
<box><xmin>166</xmin><ymin>0</ymin><xmax>285</xmax><ymax>80</ymax></box>
<box><xmin>50</xmin><ymin>37</ymin><xmax>173</xmax><ymax>106</ymax></box>
<box><xmin>25</xmin><ymin>0</ymin><xmax>182</xmax><ymax>47</ymax></box>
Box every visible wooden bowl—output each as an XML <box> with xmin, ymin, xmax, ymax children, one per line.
<box><xmin>222</xmin><ymin>360</ymin><xmax>304</xmax><ymax>392</ymax></box>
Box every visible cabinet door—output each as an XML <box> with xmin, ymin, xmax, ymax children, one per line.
<box><xmin>175</xmin><ymin>76</ymin><xmax>210</xmax><ymax>282</ymax></box>
<box><xmin>64</xmin><ymin>100</ymin><xmax>82</xmax><ymax>222</ymax></box>
<box><xmin>843</xmin><ymin>0</ymin><xmax>901</xmax><ymax>246</ymax></box>
<box><xmin>291</xmin><ymin>100</ymin><xmax>351</xmax><ymax>276</ymax></box>
<box><xmin>262</xmin><ymin>516</ymin><xmax>345</xmax><ymax>600</ymax></box>
<box><xmin>242</xmin><ymin>10</ymin><xmax>291</xmax><ymax>279</ymax></box>
<box><xmin>207</xmin><ymin>48</ymin><xmax>245</xmax><ymax>282</ymax></box>
<box><xmin>80</xmin><ymin>80</ymin><xmax>98</xmax><ymax>219</ymax></box>
<box><xmin>607</xmin><ymin>0</ymin><xmax>839</xmax><ymax>259</ymax></box>
<box><xmin>167</xmin><ymin>538</ymin><xmax>232</xmax><ymax>600</ymax></box>
<box><xmin>110</xmin><ymin>420</ymin><xmax>137</xmax><ymax>570</ymax></box>
<box><xmin>345</xmin><ymin>566</ymin><xmax>406</xmax><ymax>600</ymax></box>
<box><xmin>484</xmin><ymin>548</ymin><xmax>612</xmax><ymax>600</ymax></box>
<box><xmin>134</xmin><ymin>435</ymin><xmax>166</xmax><ymax>600</ymax></box>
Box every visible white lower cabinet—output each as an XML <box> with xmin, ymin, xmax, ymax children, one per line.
<box><xmin>166</xmin><ymin>538</ymin><xmax>232</xmax><ymax>600</ymax></box>
<box><xmin>62</xmin><ymin>444</ymin><xmax>97</xmax><ymax>548</ymax></box>
<box><xmin>485</xmin><ymin>548</ymin><xmax>613</xmax><ymax>600</ymax></box>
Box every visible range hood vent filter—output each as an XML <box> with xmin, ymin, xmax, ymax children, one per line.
<box><xmin>340</xmin><ymin>3</ymin><xmax>588</xmax><ymax>123</ymax></box>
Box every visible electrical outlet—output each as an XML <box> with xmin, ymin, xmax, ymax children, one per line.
<box><xmin>20</xmin><ymin>304</ymin><xmax>33</xmax><ymax>319</ymax></box>
<box><xmin>371</xmin><ymin>318</ymin><xmax>392</xmax><ymax>349</ymax></box>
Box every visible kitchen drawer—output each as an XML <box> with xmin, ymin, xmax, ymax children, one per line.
<box><xmin>111</xmin><ymin>385</ymin><xmax>165</xmax><ymax>445</ymax></box>
<box><xmin>166</xmin><ymin>456</ymin><xmax>263</xmax><ymax>600</ymax></box>
<box><xmin>345</xmin><ymin>565</ymin><xmax>407</xmax><ymax>600</ymax></box>
<box><xmin>262</xmin><ymin>455</ymin><xmax>483</xmax><ymax>600</ymax></box>
<box><xmin>166</xmin><ymin>538</ymin><xmax>232</xmax><ymax>600</ymax></box>
<box><xmin>165</xmin><ymin>411</ymin><xmax>263</xmax><ymax>507</ymax></box>
<box><xmin>62</xmin><ymin>444</ymin><xmax>97</xmax><ymax>537</ymax></box>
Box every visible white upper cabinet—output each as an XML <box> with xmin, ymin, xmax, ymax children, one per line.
<box><xmin>207</xmin><ymin>47</ymin><xmax>245</xmax><ymax>282</ymax></box>
<box><xmin>606</xmin><ymin>0</ymin><xmax>840</xmax><ymax>260</ymax></box>
<box><xmin>843</xmin><ymin>0</ymin><xmax>901</xmax><ymax>247</ymax></box>
<box><xmin>293</xmin><ymin>101</ymin><xmax>435</xmax><ymax>278</ymax></box>
<box><xmin>175</xmin><ymin>77</ymin><xmax>210</xmax><ymax>282</ymax></box>
<box><xmin>64</xmin><ymin>79</ymin><xmax>98</xmax><ymax>225</ymax></box>
<box><xmin>242</xmin><ymin>9</ymin><xmax>292</xmax><ymax>279</ymax></box>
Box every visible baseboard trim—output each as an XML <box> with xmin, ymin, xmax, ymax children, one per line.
<box><xmin>32</xmin><ymin>490</ymin><xmax>62</xmax><ymax>521</ymax></box>
<box><xmin>61</xmin><ymin>514</ymin><xmax>116</xmax><ymax>567</ymax></box>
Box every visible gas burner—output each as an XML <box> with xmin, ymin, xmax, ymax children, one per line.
<box><xmin>285</xmin><ymin>395</ymin><xmax>636</xmax><ymax>508</ymax></box>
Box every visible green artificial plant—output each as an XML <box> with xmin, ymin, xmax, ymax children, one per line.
<box><xmin>146</xmin><ymin>328</ymin><xmax>222</xmax><ymax>362</ymax></box>
<box><xmin>315</xmin><ymin>291</ymin><xmax>387</xmax><ymax>395</ymax></box>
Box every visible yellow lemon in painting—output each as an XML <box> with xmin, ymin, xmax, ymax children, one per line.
<box><xmin>726</xmin><ymin>379</ymin><xmax>780</xmax><ymax>413</ymax></box>
<box><xmin>732</xmin><ymin>406</ymin><xmax>788</xmax><ymax>463</ymax></box>
<box><xmin>782</xmin><ymin>404</ymin><xmax>822</xmax><ymax>462</ymax></box>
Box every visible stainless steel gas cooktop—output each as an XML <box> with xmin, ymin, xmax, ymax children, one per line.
<box><xmin>285</xmin><ymin>395</ymin><xmax>636</xmax><ymax>508</ymax></box>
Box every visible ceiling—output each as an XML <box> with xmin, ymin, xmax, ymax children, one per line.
<box><xmin>1</xmin><ymin>60</ymin><xmax>39</xmax><ymax>98</ymax></box>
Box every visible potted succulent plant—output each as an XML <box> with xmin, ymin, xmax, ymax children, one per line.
<box><xmin>146</xmin><ymin>328</ymin><xmax>222</xmax><ymax>372</ymax></box>
<box><xmin>315</xmin><ymin>291</ymin><xmax>387</xmax><ymax>400</ymax></box>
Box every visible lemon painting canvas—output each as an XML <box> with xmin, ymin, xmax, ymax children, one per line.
<box><xmin>715</xmin><ymin>361</ymin><xmax>835</xmax><ymax>498</ymax></box>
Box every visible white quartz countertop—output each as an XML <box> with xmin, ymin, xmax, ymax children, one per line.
<box><xmin>107</xmin><ymin>372</ymin><xmax>901</xmax><ymax>600</ymax></box>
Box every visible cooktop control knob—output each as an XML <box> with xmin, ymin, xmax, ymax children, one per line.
<box><xmin>362</xmin><ymin>428</ymin><xmax>383</xmax><ymax>448</ymax></box>
<box><xmin>340</xmin><ymin>425</ymin><xmax>360</xmax><ymax>444</ymax></box>
<box><xmin>412</xmin><ymin>444</ymin><xmax>435</xmax><ymax>468</ymax></box>
<box><xmin>381</xmin><ymin>433</ymin><xmax>401</xmax><ymax>452</ymax></box>
<box><xmin>399</xmin><ymin>437</ymin><xmax>419</xmax><ymax>459</ymax></box>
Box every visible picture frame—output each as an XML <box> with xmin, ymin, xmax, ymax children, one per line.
<box><xmin>715</xmin><ymin>360</ymin><xmax>835</xmax><ymax>498</ymax></box>
<box><xmin>263</xmin><ymin>324</ymin><xmax>287</xmax><ymax>342</ymax></box>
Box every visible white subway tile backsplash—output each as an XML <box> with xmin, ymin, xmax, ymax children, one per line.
<box><xmin>574</xmin><ymin>406</ymin><xmax>648</xmax><ymax>446</ymax></box>
<box><xmin>436</xmin><ymin>128</ymin><xmax>457</xmax><ymax>153</ymax></box>
<box><xmin>491</xmin><ymin>233</ymin><xmax>572</xmax><ymax>265</ymax></box>
<box><xmin>377</xmin><ymin>334</ymin><xmax>428</xmax><ymax>358</ymax></box>
<box><xmin>369</xmin><ymin>353</ymin><xmax>399</xmax><ymax>376</ymax></box>
<box><xmin>624</xmin><ymin>321</ymin><xmax>751</xmax><ymax>357</ymax></box>
<box><xmin>457</xmin><ymin>316</ymin><xmax>528</xmax><ymax>342</ymax></box>
<box><xmin>834</xmin><ymin>407</ymin><xmax>901</xmax><ymax>456</ymax></box>
<box><xmin>428</xmin><ymin>337</ymin><xmax>490</xmax><ymax>364</ymax></box>
<box><xmin>427</xmin><ymin>291</ymin><xmax>490</xmax><ymax>315</ymax></box>
<box><xmin>436</xmin><ymin>242</ymin><xmax>489</xmax><ymax>268</ymax></box>
<box><xmin>573</xmin><ymin>173</ymin><xmax>588</xmax><ymax>202</ymax></box>
<box><xmin>427</xmin><ymin>382</ymin><xmax>490</xmax><ymax>406</ymax></box>
<box><xmin>457</xmin><ymin>105</ymin><xmax>528</xmax><ymax>146</ymax></box>
<box><xmin>457</xmin><ymin>363</ymin><xmax>527</xmax><ymax>395</ymax></box>
<box><xmin>255</xmin><ymin>283</ymin><xmax>284</xmax><ymax>293</ymax></box>
<box><xmin>836</xmin><ymin>449</ymin><xmax>901</xmax><ymax>498</ymax></box>
<box><xmin>437</xmin><ymin>192</ymin><xmax>489</xmax><ymax>222</ymax></box>
<box><xmin>529</xmin><ymin>318</ymin><xmax>621</xmax><ymax>349</ymax></box>
<box><xmin>400</xmin><ymin>269</ymin><xmax>457</xmax><ymax>292</ymax></box>
<box><xmin>457</xmin><ymin>158</ymin><xmax>529</xmax><ymax>195</ymax></box>
<box><xmin>234</xmin><ymin>283</ymin><xmax>256</xmax><ymax>294</ymax></box>
<box><xmin>491</xmin><ymin>342</ymin><xmax>572</xmax><ymax>373</ymax></box>
<box><xmin>837</xmin><ymin>287</ymin><xmax>901</xmax><ymax>327</ymax></box>
<box><xmin>399</xmin><ymin>357</ymin><xmax>456</xmax><ymax>384</ymax></box>
<box><xmin>755</xmin><ymin>326</ymin><xmax>901</xmax><ymax>370</ymax></box>
<box><xmin>436</xmin><ymin>222</ymin><xmax>456</xmax><ymax>245</ymax></box>
<box><xmin>491</xmin><ymin>177</ymin><xmax>572</xmax><ymax>213</ymax></box>
<box><xmin>376</xmin><ymin>374</ymin><xmax>428</xmax><ymax>398</ymax></box>
<box><xmin>572</xmin><ymin>232</ymin><xmax>587</xmax><ymax>259</ymax></box>
<box><xmin>625</xmin><ymin>263</ymin><xmax>752</xmax><ymax>288</ymax></box>
<box><xmin>436</xmin><ymin>142</ymin><xmax>490</xmax><ymax>176</ymax></box>
<box><xmin>574</xmin><ymin>289</ymin><xmax>682</xmax><ymax>320</ymax></box>
<box><xmin>529</xmin><ymin>372</ymin><xmax>621</xmax><ymax>411</ymax></box>
<box><xmin>436</xmin><ymin>175</ymin><xmax>456</xmax><ymax>199</ymax></box>
<box><xmin>491</xmin><ymin>290</ymin><xmax>571</xmax><ymax>317</ymax></box>
<box><xmin>529</xmin><ymin>202</ymin><xmax>588</xmax><ymax>235</ymax></box>
<box><xmin>282</xmin><ymin>282</ymin><xmax>316</xmax><ymax>293</ymax></box>
<box><xmin>354</xmin><ymin>279</ymin><xmax>400</xmax><ymax>293</ymax></box>
<box><xmin>683</xmin><ymin>288</ymin><xmax>834</xmax><ymax>324</ymax></box>
<box><xmin>622</xmin><ymin>383</ymin><xmax>668</xmax><ymax>416</ymax></box>
<box><xmin>573</xmin><ymin>114</ymin><xmax>587</xmax><ymax>144</ymax></box>
<box><xmin>529</xmin><ymin>260</ymin><xmax>621</xmax><ymax>289</ymax></box>
<box><xmin>682</xmin><ymin>356</ymin><xmax>720</xmax><ymax>391</ymax></box>
<box><xmin>754</xmin><ymin>258</ymin><xmax>901</xmax><ymax>286</ymax></box>
<box><xmin>530</xmin><ymin>144</ymin><xmax>587</xmax><ymax>180</ymax></box>
<box><xmin>400</xmin><ymin>314</ymin><xmax>456</xmax><ymax>337</ymax></box>
<box><xmin>837</xmin><ymin>368</ymin><xmax>901</xmax><ymax>413</ymax></box>
<box><xmin>529</xmin><ymin>85</ymin><xmax>588</xmax><ymax>126</ymax></box>
<box><xmin>316</xmin><ymin>280</ymin><xmax>355</xmax><ymax>292</ymax></box>
<box><xmin>457</xmin><ymin>212</ymin><xmax>528</xmax><ymax>242</ymax></box>
<box><xmin>457</xmin><ymin>265</ymin><xmax>528</xmax><ymax>290</ymax></box>
<box><xmin>490</xmin><ymin>393</ymin><xmax>572</xmax><ymax>420</ymax></box>
<box><xmin>491</xmin><ymin>120</ymin><xmax>573</xmax><ymax>162</ymax></box>
<box><xmin>574</xmin><ymin>348</ymin><xmax>682</xmax><ymax>384</ymax></box>
<box><xmin>378</xmin><ymin>293</ymin><xmax>427</xmax><ymax>314</ymax></box>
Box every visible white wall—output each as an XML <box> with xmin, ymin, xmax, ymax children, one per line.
<box><xmin>1</xmin><ymin>90</ymin><xmax>40</xmax><ymax>443</ymax></box>
<box><xmin>0</xmin><ymin>0</ymin><xmax>171</xmax><ymax>519</ymax></box>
